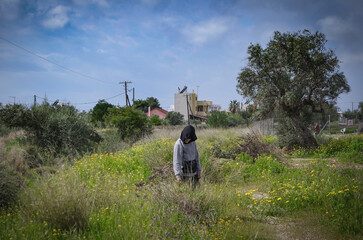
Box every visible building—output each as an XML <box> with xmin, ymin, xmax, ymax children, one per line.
<box><xmin>174</xmin><ymin>89</ymin><xmax>213</xmax><ymax>121</ymax></box>
<box><xmin>148</xmin><ymin>107</ymin><xmax>168</xmax><ymax>119</ymax></box>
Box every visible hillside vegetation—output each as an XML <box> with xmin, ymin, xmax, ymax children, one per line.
<box><xmin>1</xmin><ymin>128</ymin><xmax>362</xmax><ymax>239</ymax></box>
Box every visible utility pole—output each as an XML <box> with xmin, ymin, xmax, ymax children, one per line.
<box><xmin>34</xmin><ymin>95</ymin><xmax>36</xmax><ymax>106</ymax></box>
<box><xmin>352</xmin><ymin>102</ymin><xmax>354</xmax><ymax>112</ymax></box>
<box><xmin>186</xmin><ymin>94</ymin><xmax>190</xmax><ymax>125</ymax></box>
<box><xmin>133</xmin><ymin>88</ymin><xmax>135</xmax><ymax>106</ymax></box>
<box><xmin>119</xmin><ymin>81</ymin><xmax>132</xmax><ymax>107</ymax></box>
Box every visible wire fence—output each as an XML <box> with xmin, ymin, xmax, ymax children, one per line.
<box><xmin>251</xmin><ymin>117</ymin><xmax>362</xmax><ymax>136</ymax></box>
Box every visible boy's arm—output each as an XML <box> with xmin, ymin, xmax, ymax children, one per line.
<box><xmin>195</xmin><ymin>142</ymin><xmax>202</xmax><ymax>174</ymax></box>
<box><xmin>173</xmin><ymin>141</ymin><xmax>183</xmax><ymax>179</ymax></box>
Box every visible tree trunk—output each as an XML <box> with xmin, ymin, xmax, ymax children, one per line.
<box><xmin>289</xmin><ymin>115</ymin><xmax>318</xmax><ymax>148</ymax></box>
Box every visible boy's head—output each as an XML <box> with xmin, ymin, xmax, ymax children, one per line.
<box><xmin>180</xmin><ymin>125</ymin><xmax>197</xmax><ymax>144</ymax></box>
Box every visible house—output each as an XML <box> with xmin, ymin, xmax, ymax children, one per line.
<box><xmin>148</xmin><ymin>107</ymin><xmax>168</xmax><ymax>119</ymax></box>
<box><xmin>174</xmin><ymin>88</ymin><xmax>213</xmax><ymax>121</ymax></box>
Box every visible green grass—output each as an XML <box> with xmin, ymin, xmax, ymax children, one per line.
<box><xmin>291</xmin><ymin>134</ymin><xmax>363</xmax><ymax>163</ymax></box>
<box><xmin>1</xmin><ymin>130</ymin><xmax>362</xmax><ymax>239</ymax></box>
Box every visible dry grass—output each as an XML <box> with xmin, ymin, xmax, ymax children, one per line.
<box><xmin>141</xmin><ymin>126</ymin><xmax>252</xmax><ymax>143</ymax></box>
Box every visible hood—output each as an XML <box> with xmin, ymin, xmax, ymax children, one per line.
<box><xmin>180</xmin><ymin>125</ymin><xmax>197</xmax><ymax>143</ymax></box>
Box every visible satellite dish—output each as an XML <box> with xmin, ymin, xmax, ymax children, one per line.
<box><xmin>180</xmin><ymin>86</ymin><xmax>187</xmax><ymax>94</ymax></box>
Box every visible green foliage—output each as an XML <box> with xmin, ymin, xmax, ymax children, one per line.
<box><xmin>90</xmin><ymin>100</ymin><xmax>114</xmax><ymax>126</ymax></box>
<box><xmin>343</xmin><ymin>108</ymin><xmax>362</xmax><ymax>121</ymax></box>
<box><xmin>229</xmin><ymin>100</ymin><xmax>240</xmax><ymax>114</ymax></box>
<box><xmin>237</xmin><ymin>30</ymin><xmax>350</xmax><ymax>148</ymax></box>
<box><xmin>0</xmin><ymin>104</ymin><xmax>29</xmax><ymax>128</ymax></box>
<box><xmin>165</xmin><ymin>111</ymin><xmax>184</xmax><ymax>125</ymax></box>
<box><xmin>22</xmin><ymin>171</ymin><xmax>91</xmax><ymax>230</ymax></box>
<box><xmin>96</xmin><ymin>128</ymin><xmax>129</xmax><ymax>153</ymax></box>
<box><xmin>1</xmin><ymin>130</ymin><xmax>362</xmax><ymax>239</ymax></box>
<box><xmin>242</xmin><ymin>159</ymin><xmax>362</xmax><ymax>234</ymax></box>
<box><xmin>149</xmin><ymin>115</ymin><xmax>162</xmax><ymax>126</ymax></box>
<box><xmin>227</xmin><ymin>113</ymin><xmax>244</xmax><ymax>127</ymax></box>
<box><xmin>28</xmin><ymin>104</ymin><xmax>101</xmax><ymax>157</ymax></box>
<box><xmin>206</xmin><ymin>111</ymin><xmax>229</xmax><ymax>128</ymax></box>
<box><xmin>106</xmin><ymin>106</ymin><xmax>151</xmax><ymax>141</ymax></box>
<box><xmin>276</xmin><ymin>115</ymin><xmax>306</xmax><ymax>148</ymax></box>
<box><xmin>133</xmin><ymin>97</ymin><xmax>160</xmax><ymax>113</ymax></box>
<box><xmin>291</xmin><ymin>135</ymin><xmax>363</xmax><ymax>163</ymax></box>
<box><xmin>207</xmin><ymin>132</ymin><xmax>274</xmax><ymax>160</ymax></box>
<box><xmin>0</xmin><ymin>103</ymin><xmax>101</xmax><ymax>157</ymax></box>
<box><xmin>0</xmin><ymin>162</ymin><xmax>22</xmax><ymax>208</ymax></box>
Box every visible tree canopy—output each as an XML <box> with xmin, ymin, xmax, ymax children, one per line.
<box><xmin>133</xmin><ymin>97</ymin><xmax>160</xmax><ymax>113</ymax></box>
<box><xmin>90</xmin><ymin>100</ymin><xmax>114</xmax><ymax>125</ymax></box>
<box><xmin>236</xmin><ymin>30</ymin><xmax>350</xmax><ymax>147</ymax></box>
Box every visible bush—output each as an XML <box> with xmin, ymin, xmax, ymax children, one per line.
<box><xmin>0</xmin><ymin>103</ymin><xmax>101</xmax><ymax>158</ymax></box>
<box><xmin>149</xmin><ymin>115</ymin><xmax>162</xmax><ymax>126</ymax></box>
<box><xmin>106</xmin><ymin>106</ymin><xmax>151</xmax><ymax>141</ymax></box>
<box><xmin>165</xmin><ymin>111</ymin><xmax>184</xmax><ymax>125</ymax></box>
<box><xmin>0</xmin><ymin>162</ymin><xmax>22</xmax><ymax>208</ymax></box>
<box><xmin>206</xmin><ymin>111</ymin><xmax>228</xmax><ymax>128</ymax></box>
<box><xmin>0</xmin><ymin>104</ymin><xmax>30</xmax><ymax>129</ymax></box>
<box><xmin>208</xmin><ymin>132</ymin><xmax>274</xmax><ymax>160</ymax></box>
<box><xmin>27</xmin><ymin>104</ymin><xmax>101</xmax><ymax>157</ymax></box>
<box><xmin>90</xmin><ymin>100</ymin><xmax>114</xmax><ymax>127</ymax></box>
<box><xmin>96</xmin><ymin>128</ymin><xmax>129</xmax><ymax>153</ymax></box>
<box><xmin>227</xmin><ymin>114</ymin><xmax>244</xmax><ymax>127</ymax></box>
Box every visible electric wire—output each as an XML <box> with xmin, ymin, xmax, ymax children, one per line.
<box><xmin>35</xmin><ymin>92</ymin><xmax>124</xmax><ymax>105</ymax></box>
<box><xmin>0</xmin><ymin>36</ymin><xmax>116</xmax><ymax>85</ymax></box>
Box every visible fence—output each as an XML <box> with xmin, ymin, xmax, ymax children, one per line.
<box><xmin>251</xmin><ymin>117</ymin><xmax>362</xmax><ymax>136</ymax></box>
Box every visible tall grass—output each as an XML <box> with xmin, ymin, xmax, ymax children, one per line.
<box><xmin>0</xmin><ymin>130</ymin><xmax>362</xmax><ymax>239</ymax></box>
<box><xmin>291</xmin><ymin>134</ymin><xmax>363</xmax><ymax>163</ymax></box>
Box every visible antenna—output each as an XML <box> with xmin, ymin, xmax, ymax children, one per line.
<box><xmin>180</xmin><ymin>86</ymin><xmax>187</xmax><ymax>94</ymax></box>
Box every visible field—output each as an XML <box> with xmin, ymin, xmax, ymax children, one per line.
<box><xmin>1</xmin><ymin>127</ymin><xmax>362</xmax><ymax>239</ymax></box>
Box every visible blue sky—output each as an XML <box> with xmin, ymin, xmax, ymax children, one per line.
<box><xmin>0</xmin><ymin>0</ymin><xmax>362</xmax><ymax>112</ymax></box>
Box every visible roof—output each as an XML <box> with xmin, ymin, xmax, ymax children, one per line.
<box><xmin>150</xmin><ymin>108</ymin><xmax>168</xmax><ymax>114</ymax></box>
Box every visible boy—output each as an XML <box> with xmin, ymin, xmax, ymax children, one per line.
<box><xmin>173</xmin><ymin>125</ymin><xmax>202</xmax><ymax>185</ymax></box>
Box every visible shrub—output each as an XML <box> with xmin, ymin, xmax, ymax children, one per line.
<box><xmin>209</xmin><ymin>132</ymin><xmax>274</xmax><ymax>160</ymax></box>
<box><xmin>27</xmin><ymin>104</ymin><xmax>101</xmax><ymax>157</ymax></box>
<box><xmin>0</xmin><ymin>104</ymin><xmax>30</xmax><ymax>129</ymax></box>
<box><xmin>96</xmin><ymin>128</ymin><xmax>129</xmax><ymax>153</ymax></box>
<box><xmin>165</xmin><ymin>111</ymin><xmax>184</xmax><ymax>125</ymax></box>
<box><xmin>24</xmin><ymin>145</ymin><xmax>44</xmax><ymax>168</ymax></box>
<box><xmin>149</xmin><ymin>115</ymin><xmax>162</xmax><ymax>126</ymax></box>
<box><xmin>0</xmin><ymin>103</ymin><xmax>101</xmax><ymax>158</ymax></box>
<box><xmin>206</xmin><ymin>111</ymin><xmax>228</xmax><ymax>128</ymax></box>
<box><xmin>227</xmin><ymin>114</ymin><xmax>244</xmax><ymax>127</ymax></box>
<box><xmin>106</xmin><ymin>106</ymin><xmax>151</xmax><ymax>141</ymax></box>
<box><xmin>0</xmin><ymin>162</ymin><xmax>22</xmax><ymax>208</ymax></box>
<box><xmin>90</xmin><ymin>100</ymin><xmax>114</xmax><ymax>126</ymax></box>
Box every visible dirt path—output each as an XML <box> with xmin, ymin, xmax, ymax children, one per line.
<box><xmin>288</xmin><ymin>158</ymin><xmax>363</xmax><ymax>169</ymax></box>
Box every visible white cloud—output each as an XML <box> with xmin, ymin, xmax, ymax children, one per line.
<box><xmin>182</xmin><ymin>18</ymin><xmax>230</xmax><ymax>45</ymax></box>
<box><xmin>42</xmin><ymin>5</ymin><xmax>70</xmax><ymax>29</ymax></box>
<box><xmin>104</xmin><ymin>35</ymin><xmax>138</xmax><ymax>48</ymax></box>
<box><xmin>97</xmin><ymin>49</ymin><xmax>107</xmax><ymax>54</ymax></box>
<box><xmin>317</xmin><ymin>16</ymin><xmax>356</xmax><ymax>40</ymax></box>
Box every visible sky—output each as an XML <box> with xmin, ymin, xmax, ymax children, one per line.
<box><xmin>0</xmin><ymin>0</ymin><xmax>362</xmax><ymax>112</ymax></box>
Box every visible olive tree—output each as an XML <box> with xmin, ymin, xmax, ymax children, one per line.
<box><xmin>237</xmin><ymin>30</ymin><xmax>350</xmax><ymax>148</ymax></box>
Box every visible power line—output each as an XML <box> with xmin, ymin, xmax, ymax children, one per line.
<box><xmin>74</xmin><ymin>93</ymin><xmax>124</xmax><ymax>105</ymax></box>
<box><xmin>35</xmin><ymin>93</ymin><xmax>124</xmax><ymax>105</ymax></box>
<box><xmin>0</xmin><ymin>36</ymin><xmax>116</xmax><ymax>85</ymax></box>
